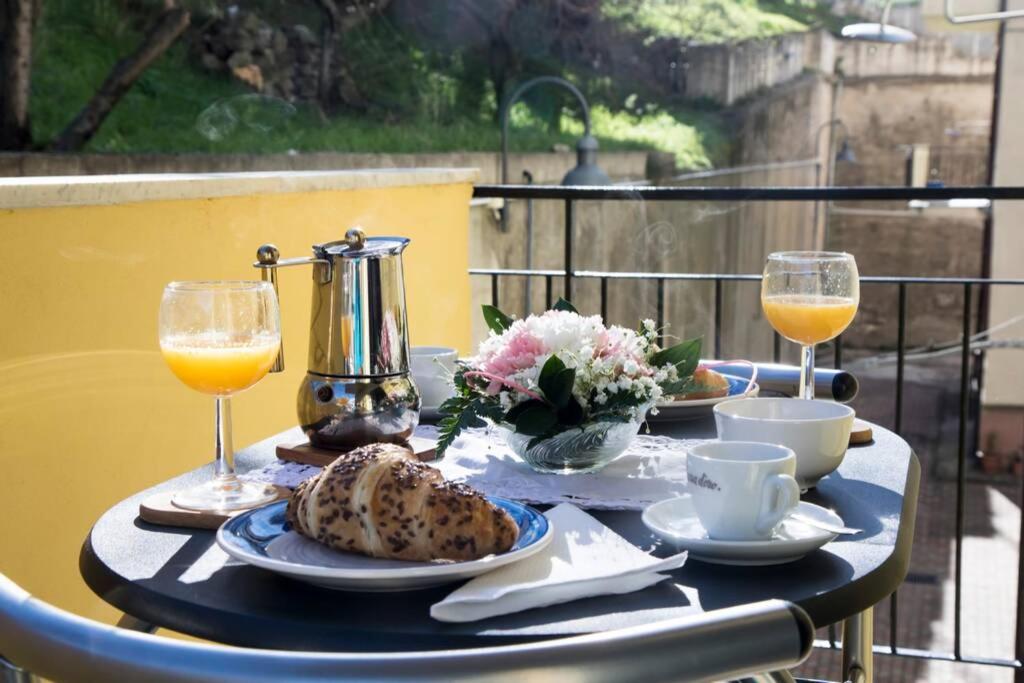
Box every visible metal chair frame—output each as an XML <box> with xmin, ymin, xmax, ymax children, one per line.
<box><xmin>0</xmin><ymin>572</ymin><xmax>813</xmax><ymax>683</ymax></box>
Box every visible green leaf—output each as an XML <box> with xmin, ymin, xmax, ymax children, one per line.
<box><xmin>504</xmin><ymin>398</ymin><xmax>546</xmax><ymax>423</ymax></box>
<box><xmin>659</xmin><ymin>378</ymin><xmax>694</xmax><ymax>396</ymax></box>
<box><xmin>537</xmin><ymin>355</ymin><xmax>574</xmax><ymax>408</ymax></box>
<box><xmin>437</xmin><ymin>396</ymin><xmax>467</xmax><ymax>415</ymax></box>
<box><xmin>481</xmin><ymin>304</ymin><xmax>513</xmax><ymax>334</ymax></box>
<box><xmin>552</xmin><ymin>298</ymin><xmax>578</xmax><ymax>314</ymax></box>
<box><xmin>473</xmin><ymin>399</ymin><xmax>506</xmax><ymax>423</ymax></box>
<box><xmin>651</xmin><ymin>337</ymin><xmax>702</xmax><ymax>378</ymax></box>
<box><xmin>538</xmin><ymin>354</ymin><xmax>566</xmax><ymax>389</ymax></box>
<box><xmin>557</xmin><ymin>397</ymin><xmax>585</xmax><ymax>426</ymax></box>
<box><xmin>435</xmin><ymin>397</ymin><xmax>493</xmax><ymax>456</ymax></box>
<box><xmin>515</xmin><ymin>405</ymin><xmax>559</xmax><ymax>436</ymax></box>
<box><xmin>543</xmin><ymin>368</ymin><xmax>576</xmax><ymax>408</ymax></box>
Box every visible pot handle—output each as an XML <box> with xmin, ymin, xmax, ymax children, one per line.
<box><xmin>254</xmin><ymin>244</ymin><xmax>329</xmax><ymax>373</ymax></box>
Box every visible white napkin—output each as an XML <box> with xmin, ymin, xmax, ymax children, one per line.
<box><xmin>430</xmin><ymin>503</ymin><xmax>688</xmax><ymax>623</ymax></box>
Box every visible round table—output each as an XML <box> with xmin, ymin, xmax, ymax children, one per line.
<box><xmin>81</xmin><ymin>417</ymin><xmax>919</xmax><ymax>654</ymax></box>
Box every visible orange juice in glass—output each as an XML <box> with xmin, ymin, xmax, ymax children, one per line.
<box><xmin>761</xmin><ymin>253</ymin><xmax>859</xmax><ymax>399</ymax></box>
<box><xmin>761</xmin><ymin>295</ymin><xmax>858</xmax><ymax>346</ymax></box>
<box><xmin>159</xmin><ymin>282</ymin><xmax>281</xmax><ymax>511</ymax></box>
<box><xmin>160</xmin><ymin>335</ymin><xmax>280</xmax><ymax>396</ymax></box>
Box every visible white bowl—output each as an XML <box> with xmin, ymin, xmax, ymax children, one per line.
<box><xmin>713</xmin><ymin>398</ymin><xmax>855</xmax><ymax>488</ymax></box>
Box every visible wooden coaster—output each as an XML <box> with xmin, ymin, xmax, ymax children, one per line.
<box><xmin>276</xmin><ymin>436</ymin><xmax>438</xmax><ymax>467</ymax></box>
<box><xmin>139</xmin><ymin>487</ymin><xmax>291</xmax><ymax>530</ymax></box>
<box><xmin>849</xmin><ymin>418</ymin><xmax>874</xmax><ymax>445</ymax></box>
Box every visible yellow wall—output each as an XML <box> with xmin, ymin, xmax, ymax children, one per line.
<box><xmin>0</xmin><ymin>181</ymin><xmax>473</xmax><ymax>622</ymax></box>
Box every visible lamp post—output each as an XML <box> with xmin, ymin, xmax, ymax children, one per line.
<box><xmin>499</xmin><ymin>76</ymin><xmax>610</xmax><ymax>190</ymax></box>
<box><xmin>498</xmin><ymin>76</ymin><xmax>609</xmax><ymax>309</ymax></box>
<box><xmin>811</xmin><ymin>118</ymin><xmax>855</xmax><ymax>247</ymax></box>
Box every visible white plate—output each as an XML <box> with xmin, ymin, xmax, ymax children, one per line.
<box><xmin>649</xmin><ymin>375</ymin><xmax>759</xmax><ymax>422</ymax></box>
<box><xmin>642</xmin><ymin>495</ymin><xmax>840</xmax><ymax>566</ymax></box>
<box><xmin>217</xmin><ymin>498</ymin><xmax>553</xmax><ymax>591</ymax></box>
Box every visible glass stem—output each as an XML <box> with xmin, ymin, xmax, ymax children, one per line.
<box><xmin>800</xmin><ymin>345</ymin><xmax>815</xmax><ymax>400</ymax></box>
<box><xmin>214</xmin><ymin>397</ymin><xmax>237</xmax><ymax>485</ymax></box>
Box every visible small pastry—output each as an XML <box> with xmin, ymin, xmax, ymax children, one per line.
<box><xmin>673</xmin><ymin>366</ymin><xmax>731</xmax><ymax>400</ymax></box>
<box><xmin>286</xmin><ymin>443</ymin><xmax>519</xmax><ymax>562</ymax></box>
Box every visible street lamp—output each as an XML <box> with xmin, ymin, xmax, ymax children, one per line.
<box><xmin>498</xmin><ymin>76</ymin><xmax>609</xmax><ymax>307</ymax></box>
<box><xmin>811</xmin><ymin>119</ymin><xmax>856</xmax><ymax>246</ymax></box>
<box><xmin>499</xmin><ymin>76</ymin><xmax>610</xmax><ymax>190</ymax></box>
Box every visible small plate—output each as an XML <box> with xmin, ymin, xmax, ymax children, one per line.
<box><xmin>217</xmin><ymin>497</ymin><xmax>551</xmax><ymax>591</ymax></box>
<box><xmin>642</xmin><ymin>495</ymin><xmax>839</xmax><ymax>566</ymax></box>
<box><xmin>648</xmin><ymin>375</ymin><xmax>759</xmax><ymax>422</ymax></box>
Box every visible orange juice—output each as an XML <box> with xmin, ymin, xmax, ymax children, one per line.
<box><xmin>161</xmin><ymin>335</ymin><xmax>280</xmax><ymax>396</ymax></box>
<box><xmin>761</xmin><ymin>295</ymin><xmax>858</xmax><ymax>345</ymax></box>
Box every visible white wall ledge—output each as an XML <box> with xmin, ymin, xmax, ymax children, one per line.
<box><xmin>0</xmin><ymin>168</ymin><xmax>480</xmax><ymax>209</ymax></box>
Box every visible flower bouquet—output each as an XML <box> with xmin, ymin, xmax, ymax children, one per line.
<box><xmin>437</xmin><ymin>299</ymin><xmax>702</xmax><ymax>474</ymax></box>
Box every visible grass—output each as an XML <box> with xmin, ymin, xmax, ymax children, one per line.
<box><xmin>603</xmin><ymin>0</ymin><xmax>818</xmax><ymax>44</ymax></box>
<box><xmin>27</xmin><ymin>0</ymin><xmax>727</xmax><ymax>168</ymax></box>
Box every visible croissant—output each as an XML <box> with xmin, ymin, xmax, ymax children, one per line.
<box><xmin>286</xmin><ymin>443</ymin><xmax>519</xmax><ymax>562</ymax></box>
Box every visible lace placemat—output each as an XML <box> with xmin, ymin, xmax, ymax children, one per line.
<box><xmin>242</xmin><ymin>426</ymin><xmax>704</xmax><ymax>510</ymax></box>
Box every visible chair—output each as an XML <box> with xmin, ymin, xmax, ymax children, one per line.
<box><xmin>0</xmin><ymin>572</ymin><xmax>813</xmax><ymax>683</ymax></box>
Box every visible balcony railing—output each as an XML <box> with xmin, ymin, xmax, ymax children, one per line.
<box><xmin>470</xmin><ymin>183</ymin><xmax>1024</xmax><ymax>681</ymax></box>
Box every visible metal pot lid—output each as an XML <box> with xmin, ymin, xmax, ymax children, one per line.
<box><xmin>315</xmin><ymin>228</ymin><xmax>409</xmax><ymax>258</ymax></box>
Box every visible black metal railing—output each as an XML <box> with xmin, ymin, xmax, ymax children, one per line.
<box><xmin>470</xmin><ymin>183</ymin><xmax>1024</xmax><ymax>681</ymax></box>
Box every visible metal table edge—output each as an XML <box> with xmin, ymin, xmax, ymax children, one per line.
<box><xmin>797</xmin><ymin>449</ymin><xmax>921</xmax><ymax>627</ymax></box>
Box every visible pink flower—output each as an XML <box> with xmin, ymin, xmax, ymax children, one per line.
<box><xmin>479</xmin><ymin>329</ymin><xmax>545</xmax><ymax>378</ymax></box>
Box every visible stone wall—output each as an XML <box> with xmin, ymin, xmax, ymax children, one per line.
<box><xmin>196</xmin><ymin>9</ymin><xmax>323</xmax><ymax>100</ymax></box>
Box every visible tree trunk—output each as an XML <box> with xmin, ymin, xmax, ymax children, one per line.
<box><xmin>50</xmin><ymin>7</ymin><xmax>190</xmax><ymax>152</ymax></box>
<box><xmin>0</xmin><ymin>0</ymin><xmax>35</xmax><ymax>150</ymax></box>
<box><xmin>316</xmin><ymin>0</ymin><xmax>340</xmax><ymax>108</ymax></box>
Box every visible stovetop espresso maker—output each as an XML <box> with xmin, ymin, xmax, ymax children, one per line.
<box><xmin>254</xmin><ymin>228</ymin><xmax>420</xmax><ymax>450</ymax></box>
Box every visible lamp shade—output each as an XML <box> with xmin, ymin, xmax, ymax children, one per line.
<box><xmin>561</xmin><ymin>135</ymin><xmax>611</xmax><ymax>186</ymax></box>
<box><xmin>840</xmin><ymin>22</ymin><xmax>916</xmax><ymax>43</ymax></box>
<box><xmin>835</xmin><ymin>140</ymin><xmax>857</xmax><ymax>163</ymax></box>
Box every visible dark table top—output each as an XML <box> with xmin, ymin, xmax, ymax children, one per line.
<box><xmin>81</xmin><ymin>417</ymin><xmax>920</xmax><ymax>652</ymax></box>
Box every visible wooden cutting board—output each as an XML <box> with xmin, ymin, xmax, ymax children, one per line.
<box><xmin>139</xmin><ymin>486</ymin><xmax>291</xmax><ymax>530</ymax></box>
<box><xmin>849</xmin><ymin>418</ymin><xmax>873</xmax><ymax>445</ymax></box>
<box><xmin>275</xmin><ymin>437</ymin><xmax>438</xmax><ymax>467</ymax></box>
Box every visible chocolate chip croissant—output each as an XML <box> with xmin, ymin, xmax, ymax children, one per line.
<box><xmin>286</xmin><ymin>443</ymin><xmax>519</xmax><ymax>562</ymax></box>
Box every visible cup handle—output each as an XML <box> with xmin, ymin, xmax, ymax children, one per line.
<box><xmin>755</xmin><ymin>474</ymin><xmax>801</xmax><ymax>536</ymax></box>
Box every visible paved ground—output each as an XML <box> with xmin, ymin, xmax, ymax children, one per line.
<box><xmin>792</xmin><ymin>353</ymin><xmax>1021</xmax><ymax>682</ymax></box>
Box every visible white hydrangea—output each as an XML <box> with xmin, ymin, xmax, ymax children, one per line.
<box><xmin>469</xmin><ymin>309</ymin><xmax>684</xmax><ymax>421</ymax></box>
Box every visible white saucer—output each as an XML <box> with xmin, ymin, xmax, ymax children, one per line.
<box><xmin>642</xmin><ymin>495</ymin><xmax>840</xmax><ymax>566</ymax></box>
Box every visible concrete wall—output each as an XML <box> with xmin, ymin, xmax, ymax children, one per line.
<box><xmin>986</xmin><ymin>7</ymin><xmax>1024</xmax><ymax>409</ymax></box>
<box><xmin>834</xmin><ymin>75</ymin><xmax>993</xmax><ymax>187</ymax></box>
<box><xmin>834</xmin><ymin>32</ymin><xmax>996</xmax><ymax>79</ymax></box>
<box><xmin>652</xmin><ymin>29</ymin><xmax>995</xmax><ymax>107</ymax></box>
<box><xmin>825</xmin><ymin>69</ymin><xmax>994</xmax><ymax>349</ymax></box>
<box><xmin>828</xmin><ymin>207</ymin><xmax>986</xmax><ymax>349</ymax></box>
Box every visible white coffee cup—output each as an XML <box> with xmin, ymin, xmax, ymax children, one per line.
<box><xmin>686</xmin><ymin>441</ymin><xmax>801</xmax><ymax>541</ymax></box>
<box><xmin>410</xmin><ymin>346</ymin><xmax>458</xmax><ymax>408</ymax></box>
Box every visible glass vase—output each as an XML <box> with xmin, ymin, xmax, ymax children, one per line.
<box><xmin>504</xmin><ymin>418</ymin><xmax>643</xmax><ymax>474</ymax></box>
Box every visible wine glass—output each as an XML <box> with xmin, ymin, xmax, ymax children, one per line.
<box><xmin>761</xmin><ymin>252</ymin><xmax>859</xmax><ymax>400</ymax></box>
<box><xmin>159</xmin><ymin>281</ymin><xmax>281</xmax><ymax>511</ymax></box>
